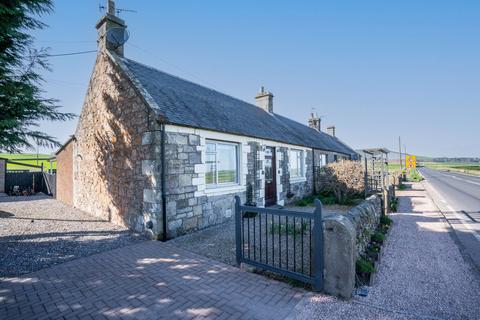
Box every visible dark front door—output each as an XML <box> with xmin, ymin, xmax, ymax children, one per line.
<box><xmin>264</xmin><ymin>147</ymin><xmax>277</xmax><ymax>206</ymax></box>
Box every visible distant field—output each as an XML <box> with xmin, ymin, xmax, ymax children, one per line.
<box><xmin>0</xmin><ymin>153</ymin><xmax>56</xmax><ymax>171</ymax></box>
<box><xmin>421</xmin><ymin>162</ymin><xmax>480</xmax><ymax>175</ymax></box>
<box><xmin>387</xmin><ymin>163</ymin><xmax>402</xmax><ymax>172</ymax></box>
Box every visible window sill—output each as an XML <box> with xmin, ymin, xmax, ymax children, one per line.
<box><xmin>204</xmin><ymin>184</ymin><xmax>245</xmax><ymax>196</ymax></box>
<box><xmin>290</xmin><ymin>177</ymin><xmax>307</xmax><ymax>183</ymax></box>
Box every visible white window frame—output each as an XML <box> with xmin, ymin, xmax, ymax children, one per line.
<box><xmin>289</xmin><ymin>149</ymin><xmax>305</xmax><ymax>180</ymax></box>
<box><xmin>205</xmin><ymin>139</ymin><xmax>240</xmax><ymax>189</ymax></box>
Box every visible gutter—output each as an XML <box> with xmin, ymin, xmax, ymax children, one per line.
<box><xmin>160</xmin><ymin>122</ymin><xmax>168</xmax><ymax>241</ymax></box>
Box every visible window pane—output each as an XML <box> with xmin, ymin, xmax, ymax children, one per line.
<box><xmin>206</xmin><ymin>142</ymin><xmax>215</xmax><ymax>153</ymax></box>
<box><xmin>217</xmin><ymin>143</ymin><xmax>237</xmax><ymax>184</ymax></box>
<box><xmin>290</xmin><ymin>150</ymin><xmax>300</xmax><ymax>177</ymax></box>
<box><xmin>205</xmin><ymin>153</ymin><xmax>216</xmax><ymax>185</ymax></box>
<box><xmin>298</xmin><ymin>151</ymin><xmax>303</xmax><ymax>176</ymax></box>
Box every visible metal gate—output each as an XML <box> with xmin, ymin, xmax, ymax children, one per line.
<box><xmin>234</xmin><ymin>196</ymin><xmax>324</xmax><ymax>291</ymax></box>
<box><xmin>2</xmin><ymin>158</ymin><xmax>56</xmax><ymax>196</ymax></box>
<box><xmin>4</xmin><ymin>171</ymin><xmax>50</xmax><ymax>195</ymax></box>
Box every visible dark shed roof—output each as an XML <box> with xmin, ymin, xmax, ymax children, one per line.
<box><xmin>117</xmin><ymin>56</ymin><xmax>356</xmax><ymax>156</ymax></box>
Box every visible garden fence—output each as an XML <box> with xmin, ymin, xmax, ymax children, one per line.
<box><xmin>234</xmin><ymin>196</ymin><xmax>324</xmax><ymax>291</ymax></box>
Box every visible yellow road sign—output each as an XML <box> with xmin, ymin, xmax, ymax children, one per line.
<box><xmin>406</xmin><ymin>155</ymin><xmax>417</xmax><ymax>168</ymax></box>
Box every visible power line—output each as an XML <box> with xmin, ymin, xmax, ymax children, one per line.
<box><xmin>126</xmin><ymin>42</ymin><xmax>220</xmax><ymax>90</ymax></box>
<box><xmin>46</xmin><ymin>50</ymin><xmax>97</xmax><ymax>57</ymax></box>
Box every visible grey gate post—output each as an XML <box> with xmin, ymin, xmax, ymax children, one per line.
<box><xmin>234</xmin><ymin>196</ymin><xmax>242</xmax><ymax>267</ymax></box>
<box><xmin>313</xmin><ymin>199</ymin><xmax>324</xmax><ymax>292</ymax></box>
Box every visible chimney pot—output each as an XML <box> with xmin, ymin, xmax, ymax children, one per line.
<box><xmin>107</xmin><ymin>0</ymin><xmax>115</xmax><ymax>15</ymax></box>
<box><xmin>308</xmin><ymin>112</ymin><xmax>321</xmax><ymax>131</ymax></box>
<box><xmin>327</xmin><ymin>126</ymin><xmax>336</xmax><ymax>137</ymax></box>
<box><xmin>255</xmin><ymin>87</ymin><xmax>274</xmax><ymax>113</ymax></box>
<box><xmin>96</xmin><ymin>0</ymin><xmax>127</xmax><ymax>56</ymax></box>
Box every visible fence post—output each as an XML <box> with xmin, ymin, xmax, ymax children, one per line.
<box><xmin>235</xmin><ymin>196</ymin><xmax>242</xmax><ymax>267</ymax></box>
<box><xmin>383</xmin><ymin>188</ymin><xmax>389</xmax><ymax>215</ymax></box>
<box><xmin>313</xmin><ymin>199</ymin><xmax>324</xmax><ymax>292</ymax></box>
<box><xmin>392</xmin><ymin>176</ymin><xmax>396</xmax><ymax>198</ymax></box>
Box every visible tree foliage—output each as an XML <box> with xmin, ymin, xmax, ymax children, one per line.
<box><xmin>0</xmin><ymin>0</ymin><xmax>75</xmax><ymax>152</ymax></box>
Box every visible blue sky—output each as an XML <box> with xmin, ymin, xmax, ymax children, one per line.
<box><xmin>32</xmin><ymin>0</ymin><xmax>479</xmax><ymax>157</ymax></box>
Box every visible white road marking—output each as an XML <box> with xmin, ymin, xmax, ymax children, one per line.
<box><xmin>424</xmin><ymin>180</ymin><xmax>480</xmax><ymax>242</ymax></box>
<box><xmin>439</xmin><ymin>172</ymin><xmax>480</xmax><ymax>186</ymax></box>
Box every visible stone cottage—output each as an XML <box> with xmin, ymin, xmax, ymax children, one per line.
<box><xmin>56</xmin><ymin>1</ymin><xmax>357</xmax><ymax>239</ymax></box>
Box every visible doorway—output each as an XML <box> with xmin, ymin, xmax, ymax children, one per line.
<box><xmin>264</xmin><ymin>147</ymin><xmax>277</xmax><ymax>206</ymax></box>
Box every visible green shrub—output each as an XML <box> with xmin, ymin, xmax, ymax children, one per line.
<box><xmin>356</xmin><ymin>257</ymin><xmax>375</xmax><ymax>273</ymax></box>
<box><xmin>408</xmin><ymin>169</ymin><xmax>424</xmax><ymax>182</ymax></box>
<box><xmin>243</xmin><ymin>211</ymin><xmax>258</xmax><ymax>218</ymax></box>
<box><xmin>390</xmin><ymin>197</ymin><xmax>399</xmax><ymax>212</ymax></box>
<box><xmin>368</xmin><ymin>244</ymin><xmax>380</xmax><ymax>253</ymax></box>
<box><xmin>380</xmin><ymin>215</ymin><xmax>393</xmax><ymax>226</ymax></box>
<box><xmin>270</xmin><ymin>221</ymin><xmax>308</xmax><ymax>237</ymax></box>
<box><xmin>372</xmin><ymin>231</ymin><xmax>385</xmax><ymax>243</ymax></box>
<box><xmin>397</xmin><ymin>184</ymin><xmax>407</xmax><ymax>190</ymax></box>
<box><xmin>317</xmin><ymin>194</ymin><xmax>336</xmax><ymax>205</ymax></box>
<box><xmin>296</xmin><ymin>199</ymin><xmax>310</xmax><ymax>207</ymax></box>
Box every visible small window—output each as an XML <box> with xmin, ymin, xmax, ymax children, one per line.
<box><xmin>319</xmin><ymin>154</ymin><xmax>327</xmax><ymax>167</ymax></box>
<box><xmin>289</xmin><ymin>149</ymin><xmax>304</xmax><ymax>178</ymax></box>
<box><xmin>205</xmin><ymin>140</ymin><xmax>239</xmax><ymax>187</ymax></box>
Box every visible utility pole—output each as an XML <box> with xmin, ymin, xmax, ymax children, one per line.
<box><xmin>398</xmin><ymin>136</ymin><xmax>403</xmax><ymax>169</ymax></box>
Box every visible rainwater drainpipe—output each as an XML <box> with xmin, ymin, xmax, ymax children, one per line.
<box><xmin>160</xmin><ymin>122</ymin><xmax>167</xmax><ymax>242</ymax></box>
<box><xmin>312</xmin><ymin>148</ymin><xmax>316</xmax><ymax>195</ymax></box>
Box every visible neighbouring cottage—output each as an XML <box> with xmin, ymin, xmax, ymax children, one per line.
<box><xmin>56</xmin><ymin>1</ymin><xmax>357</xmax><ymax>239</ymax></box>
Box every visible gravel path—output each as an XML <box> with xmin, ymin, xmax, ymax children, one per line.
<box><xmin>292</xmin><ymin>182</ymin><xmax>480</xmax><ymax>319</ymax></box>
<box><xmin>0</xmin><ymin>195</ymin><xmax>145</xmax><ymax>278</ymax></box>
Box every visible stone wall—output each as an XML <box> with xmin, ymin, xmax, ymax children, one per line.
<box><xmin>277</xmin><ymin>147</ymin><xmax>289</xmax><ymax>205</ymax></box>
<box><xmin>56</xmin><ymin>139</ymin><xmax>74</xmax><ymax>205</ymax></box>
<box><xmin>0</xmin><ymin>159</ymin><xmax>5</xmax><ymax>193</ymax></box>
<box><xmin>246</xmin><ymin>142</ymin><xmax>261</xmax><ymax>205</ymax></box>
<box><xmin>74</xmin><ymin>52</ymin><xmax>157</xmax><ymax>235</ymax></box>
<box><xmin>344</xmin><ymin>195</ymin><xmax>382</xmax><ymax>257</ymax></box>
<box><xmin>160</xmin><ymin>131</ymin><xmax>246</xmax><ymax>238</ymax></box>
<box><xmin>323</xmin><ymin>194</ymin><xmax>382</xmax><ymax>298</ymax></box>
<box><xmin>286</xmin><ymin>149</ymin><xmax>314</xmax><ymax>204</ymax></box>
<box><xmin>158</xmin><ymin>128</ymin><xmax>322</xmax><ymax>238</ymax></box>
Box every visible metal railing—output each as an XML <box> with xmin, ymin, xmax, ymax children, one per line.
<box><xmin>234</xmin><ymin>196</ymin><xmax>324</xmax><ymax>291</ymax></box>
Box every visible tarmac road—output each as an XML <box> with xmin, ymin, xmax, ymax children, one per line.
<box><xmin>419</xmin><ymin>167</ymin><xmax>480</xmax><ymax>270</ymax></box>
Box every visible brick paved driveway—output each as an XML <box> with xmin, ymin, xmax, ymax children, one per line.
<box><xmin>0</xmin><ymin>241</ymin><xmax>305</xmax><ymax>320</ymax></box>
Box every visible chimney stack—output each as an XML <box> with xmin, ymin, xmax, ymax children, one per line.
<box><xmin>308</xmin><ymin>112</ymin><xmax>321</xmax><ymax>131</ymax></box>
<box><xmin>327</xmin><ymin>126</ymin><xmax>336</xmax><ymax>137</ymax></box>
<box><xmin>96</xmin><ymin>0</ymin><xmax>127</xmax><ymax>56</ymax></box>
<box><xmin>255</xmin><ymin>86</ymin><xmax>274</xmax><ymax>113</ymax></box>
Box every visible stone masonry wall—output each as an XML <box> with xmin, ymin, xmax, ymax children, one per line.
<box><xmin>323</xmin><ymin>194</ymin><xmax>382</xmax><ymax>298</ymax></box>
<box><xmin>246</xmin><ymin>142</ymin><xmax>263</xmax><ymax>205</ymax></box>
<box><xmin>286</xmin><ymin>149</ymin><xmax>314</xmax><ymax>204</ymax></box>
<box><xmin>162</xmin><ymin>131</ymin><xmax>246</xmax><ymax>238</ymax></box>
<box><xmin>277</xmin><ymin>147</ymin><xmax>289</xmax><ymax>205</ymax></box>
<box><xmin>74</xmin><ymin>52</ymin><xmax>158</xmax><ymax>236</ymax></box>
<box><xmin>344</xmin><ymin>194</ymin><xmax>382</xmax><ymax>257</ymax></box>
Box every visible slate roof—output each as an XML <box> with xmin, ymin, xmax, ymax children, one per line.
<box><xmin>115</xmin><ymin>55</ymin><xmax>356</xmax><ymax>156</ymax></box>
